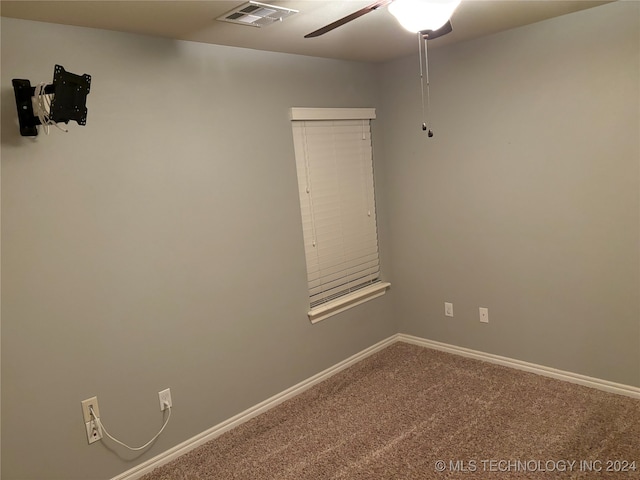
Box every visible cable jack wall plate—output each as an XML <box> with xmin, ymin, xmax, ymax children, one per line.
<box><xmin>85</xmin><ymin>419</ymin><xmax>103</xmax><ymax>444</ymax></box>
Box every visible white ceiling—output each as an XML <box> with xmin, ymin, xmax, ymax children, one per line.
<box><xmin>0</xmin><ymin>1</ymin><xmax>610</xmax><ymax>63</ymax></box>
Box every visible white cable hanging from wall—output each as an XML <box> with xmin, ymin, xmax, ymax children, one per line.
<box><xmin>81</xmin><ymin>391</ymin><xmax>173</xmax><ymax>448</ymax></box>
<box><xmin>33</xmin><ymin>82</ymin><xmax>68</xmax><ymax>135</ymax></box>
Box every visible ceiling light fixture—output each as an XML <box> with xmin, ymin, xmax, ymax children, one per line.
<box><xmin>388</xmin><ymin>0</ymin><xmax>460</xmax><ymax>33</ymax></box>
<box><xmin>388</xmin><ymin>0</ymin><xmax>460</xmax><ymax>137</ymax></box>
<box><xmin>302</xmin><ymin>0</ymin><xmax>460</xmax><ymax>137</ymax></box>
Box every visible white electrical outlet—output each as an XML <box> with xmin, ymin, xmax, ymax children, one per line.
<box><xmin>479</xmin><ymin>307</ymin><xmax>489</xmax><ymax>323</ymax></box>
<box><xmin>81</xmin><ymin>396</ymin><xmax>100</xmax><ymax>423</ymax></box>
<box><xmin>158</xmin><ymin>388</ymin><xmax>172</xmax><ymax>411</ymax></box>
<box><xmin>444</xmin><ymin>302</ymin><xmax>453</xmax><ymax>317</ymax></box>
<box><xmin>85</xmin><ymin>419</ymin><xmax>103</xmax><ymax>444</ymax></box>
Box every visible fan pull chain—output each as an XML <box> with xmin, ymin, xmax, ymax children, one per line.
<box><xmin>417</xmin><ymin>33</ymin><xmax>434</xmax><ymax>137</ymax></box>
<box><xmin>418</xmin><ymin>33</ymin><xmax>426</xmax><ymax>131</ymax></box>
<box><xmin>424</xmin><ymin>37</ymin><xmax>433</xmax><ymax>137</ymax></box>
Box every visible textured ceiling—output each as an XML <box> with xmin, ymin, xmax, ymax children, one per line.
<box><xmin>0</xmin><ymin>1</ymin><xmax>611</xmax><ymax>62</ymax></box>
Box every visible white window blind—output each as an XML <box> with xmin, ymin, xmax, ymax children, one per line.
<box><xmin>291</xmin><ymin>108</ymin><xmax>389</xmax><ymax>322</ymax></box>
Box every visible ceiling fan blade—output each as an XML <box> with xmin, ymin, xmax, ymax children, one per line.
<box><xmin>305</xmin><ymin>0</ymin><xmax>394</xmax><ymax>38</ymax></box>
<box><xmin>420</xmin><ymin>20</ymin><xmax>453</xmax><ymax>40</ymax></box>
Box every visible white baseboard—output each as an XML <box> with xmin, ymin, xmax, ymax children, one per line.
<box><xmin>397</xmin><ymin>333</ymin><xmax>640</xmax><ymax>399</ymax></box>
<box><xmin>110</xmin><ymin>335</ymin><xmax>397</xmax><ymax>480</ymax></box>
<box><xmin>112</xmin><ymin>332</ymin><xmax>639</xmax><ymax>479</ymax></box>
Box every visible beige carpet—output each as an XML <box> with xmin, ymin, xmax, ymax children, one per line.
<box><xmin>142</xmin><ymin>342</ymin><xmax>640</xmax><ymax>479</ymax></box>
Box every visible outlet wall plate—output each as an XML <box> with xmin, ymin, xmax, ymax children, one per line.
<box><xmin>444</xmin><ymin>302</ymin><xmax>453</xmax><ymax>317</ymax></box>
<box><xmin>81</xmin><ymin>396</ymin><xmax>100</xmax><ymax>423</ymax></box>
<box><xmin>158</xmin><ymin>388</ymin><xmax>172</xmax><ymax>411</ymax></box>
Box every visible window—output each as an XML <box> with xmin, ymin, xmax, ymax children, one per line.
<box><xmin>290</xmin><ymin>108</ymin><xmax>390</xmax><ymax>323</ymax></box>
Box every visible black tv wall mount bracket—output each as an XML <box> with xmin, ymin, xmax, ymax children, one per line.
<box><xmin>12</xmin><ymin>64</ymin><xmax>91</xmax><ymax>137</ymax></box>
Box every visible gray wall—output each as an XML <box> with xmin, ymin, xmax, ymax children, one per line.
<box><xmin>2</xmin><ymin>2</ymin><xmax>639</xmax><ymax>479</ymax></box>
<box><xmin>0</xmin><ymin>18</ymin><xmax>395</xmax><ymax>480</ymax></box>
<box><xmin>378</xmin><ymin>1</ymin><xmax>639</xmax><ymax>386</ymax></box>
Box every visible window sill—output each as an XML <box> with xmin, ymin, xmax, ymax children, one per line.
<box><xmin>308</xmin><ymin>282</ymin><xmax>391</xmax><ymax>324</ymax></box>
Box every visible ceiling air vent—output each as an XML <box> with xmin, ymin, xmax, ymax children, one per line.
<box><xmin>217</xmin><ymin>1</ymin><xmax>298</xmax><ymax>28</ymax></box>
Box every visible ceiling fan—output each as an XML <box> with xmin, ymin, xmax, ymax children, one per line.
<box><xmin>305</xmin><ymin>0</ymin><xmax>462</xmax><ymax>136</ymax></box>
<box><xmin>305</xmin><ymin>0</ymin><xmax>459</xmax><ymax>40</ymax></box>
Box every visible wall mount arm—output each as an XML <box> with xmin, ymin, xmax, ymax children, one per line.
<box><xmin>12</xmin><ymin>64</ymin><xmax>91</xmax><ymax>137</ymax></box>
